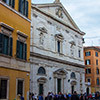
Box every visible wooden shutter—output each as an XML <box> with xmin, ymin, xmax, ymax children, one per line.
<box><xmin>9</xmin><ymin>37</ymin><xmax>13</xmax><ymax>56</ymax></box>
<box><xmin>12</xmin><ymin>0</ymin><xmax>15</xmax><ymax>8</ymax></box>
<box><xmin>19</xmin><ymin>0</ymin><xmax>23</xmax><ymax>13</ymax></box>
<box><xmin>2</xmin><ymin>0</ymin><xmax>6</xmax><ymax>3</ymax></box>
<box><xmin>25</xmin><ymin>0</ymin><xmax>28</xmax><ymax>17</ymax></box>
<box><xmin>24</xmin><ymin>43</ymin><xmax>27</xmax><ymax>60</ymax></box>
<box><xmin>0</xmin><ymin>33</ymin><xmax>3</xmax><ymax>53</ymax></box>
<box><xmin>16</xmin><ymin>40</ymin><xmax>20</xmax><ymax>58</ymax></box>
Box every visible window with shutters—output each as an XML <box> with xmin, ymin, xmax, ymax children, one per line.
<box><xmin>2</xmin><ymin>0</ymin><xmax>15</xmax><ymax>8</ymax></box>
<box><xmin>95</xmin><ymin>52</ymin><xmax>98</xmax><ymax>57</ymax></box>
<box><xmin>17</xmin><ymin>79</ymin><xmax>24</xmax><ymax>96</ymax></box>
<box><xmin>16</xmin><ymin>40</ymin><xmax>27</xmax><ymax>60</ymax></box>
<box><xmin>18</xmin><ymin>0</ymin><xmax>28</xmax><ymax>17</ymax></box>
<box><xmin>97</xmin><ymin>78</ymin><xmax>99</xmax><ymax>85</ymax></box>
<box><xmin>85</xmin><ymin>59</ymin><xmax>91</xmax><ymax>65</ymax></box>
<box><xmin>16</xmin><ymin>31</ymin><xmax>28</xmax><ymax>60</ymax></box>
<box><xmin>0</xmin><ymin>33</ymin><xmax>13</xmax><ymax>56</ymax></box>
<box><xmin>0</xmin><ymin>23</ymin><xmax>14</xmax><ymax>56</ymax></box>
<box><xmin>0</xmin><ymin>78</ymin><xmax>9</xmax><ymax>99</ymax></box>
<box><xmin>85</xmin><ymin>51</ymin><xmax>91</xmax><ymax>56</ymax></box>
<box><xmin>96</xmin><ymin>68</ymin><xmax>99</xmax><ymax>74</ymax></box>
<box><xmin>96</xmin><ymin>59</ymin><xmax>98</xmax><ymax>65</ymax></box>
<box><xmin>86</xmin><ymin>68</ymin><xmax>91</xmax><ymax>74</ymax></box>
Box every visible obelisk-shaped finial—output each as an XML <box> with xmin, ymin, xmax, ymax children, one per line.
<box><xmin>54</xmin><ymin>0</ymin><xmax>60</xmax><ymax>3</ymax></box>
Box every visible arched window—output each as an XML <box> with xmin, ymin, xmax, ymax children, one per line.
<box><xmin>71</xmin><ymin>72</ymin><xmax>76</xmax><ymax>78</ymax></box>
<box><xmin>38</xmin><ymin>67</ymin><xmax>46</xmax><ymax>75</ymax></box>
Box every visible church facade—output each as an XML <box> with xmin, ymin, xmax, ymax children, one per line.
<box><xmin>30</xmin><ymin>0</ymin><xmax>85</xmax><ymax>96</ymax></box>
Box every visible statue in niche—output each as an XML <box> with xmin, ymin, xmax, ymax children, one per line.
<box><xmin>39</xmin><ymin>32</ymin><xmax>44</xmax><ymax>45</ymax></box>
<box><xmin>70</xmin><ymin>45</ymin><xmax>74</xmax><ymax>56</ymax></box>
<box><xmin>56</xmin><ymin>7</ymin><xmax>63</xmax><ymax>18</ymax></box>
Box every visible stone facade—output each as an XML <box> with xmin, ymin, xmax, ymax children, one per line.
<box><xmin>30</xmin><ymin>1</ymin><xmax>85</xmax><ymax>96</ymax></box>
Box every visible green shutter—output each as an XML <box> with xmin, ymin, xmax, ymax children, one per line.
<box><xmin>24</xmin><ymin>44</ymin><xmax>27</xmax><ymax>60</ymax></box>
<box><xmin>3</xmin><ymin>0</ymin><xmax>6</xmax><ymax>3</ymax></box>
<box><xmin>9</xmin><ymin>37</ymin><xmax>13</xmax><ymax>56</ymax></box>
<box><xmin>12</xmin><ymin>0</ymin><xmax>15</xmax><ymax>8</ymax></box>
<box><xmin>16</xmin><ymin>40</ymin><xmax>20</xmax><ymax>58</ymax></box>
<box><xmin>19</xmin><ymin>0</ymin><xmax>23</xmax><ymax>13</ymax></box>
<box><xmin>3</xmin><ymin>36</ymin><xmax>9</xmax><ymax>55</ymax></box>
<box><xmin>0</xmin><ymin>33</ymin><xmax>3</xmax><ymax>53</ymax></box>
<box><xmin>25</xmin><ymin>0</ymin><xmax>28</xmax><ymax>17</ymax></box>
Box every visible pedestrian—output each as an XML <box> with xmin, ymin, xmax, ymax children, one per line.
<box><xmin>79</xmin><ymin>94</ymin><xmax>83</xmax><ymax>100</ymax></box>
<box><xmin>39</xmin><ymin>94</ymin><xmax>44</xmax><ymax>100</ymax></box>
<box><xmin>71</xmin><ymin>91</ymin><xmax>79</xmax><ymax>100</ymax></box>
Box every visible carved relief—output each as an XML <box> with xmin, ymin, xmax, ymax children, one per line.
<box><xmin>56</xmin><ymin>7</ymin><xmax>63</xmax><ymax>18</ymax></box>
<box><xmin>17</xmin><ymin>30</ymin><xmax>28</xmax><ymax>43</ymax></box>
<box><xmin>0</xmin><ymin>27</ymin><xmax>12</xmax><ymax>36</ymax></box>
<box><xmin>37</xmin><ymin>27</ymin><xmax>47</xmax><ymax>45</ymax></box>
<box><xmin>18</xmin><ymin>35</ymin><xmax>26</xmax><ymax>42</ymax></box>
<box><xmin>39</xmin><ymin>32</ymin><xmax>45</xmax><ymax>45</ymax></box>
<box><xmin>37</xmin><ymin>27</ymin><xmax>47</xmax><ymax>33</ymax></box>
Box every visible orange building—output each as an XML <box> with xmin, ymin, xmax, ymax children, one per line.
<box><xmin>0</xmin><ymin>0</ymin><xmax>31</xmax><ymax>100</ymax></box>
<box><xmin>84</xmin><ymin>46</ymin><xmax>100</xmax><ymax>93</ymax></box>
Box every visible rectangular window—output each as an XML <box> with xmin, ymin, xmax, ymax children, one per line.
<box><xmin>96</xmin><ymin>60</ymin><xmax>98</xmax><ymax>65</ymax></box>
<box><xmin>16</xmin><ymin>40</ymin><xmax>27</xmax><ymax>60</ymax></box>
<box><xmin>85</xmin><ymin>59</ymin><xmax>91</xmax><ymax>65</ymax></box>
<box><xmin>0</xmin><ymin>33</ymin><xmax>13</xmax><ymax>56</ymax></box>
<box><xmin>2</xmin><ymin>0</ymin><xmax>15</xmax><ymax>8</ymax></box>
<box><xmin>0</xmin><ymin>79</ymin><xmax>8</xmax><ymax>99</ymax></box>
<box><xmin>87</xmin><ymin>79</ymin><xmax>90</xmax><ymax>82</ymax></box>
<box><xmin>57</xmin><ymin>41</ymin><xmax>60</xmax><ymax>53</ymax></box>
<box><xmin>86</xmin><ymin>68</ymin><xmax>91</xmax><ymax>74</ymax></box>
<box><xmin>96</xmin><ymin>68</ymin><xmax>99</xmax><ymax>74</ymax></box>
<box><xmin>19</xmin><ymin>0</ymin><xmax>28</xmax><ymax>17</ymax></box>
<box><xmin>17</xmin><ymin>80</ymin><xmax>24</xmax><ymax>96</ymax></box>
<box><xmin>95</xmin><ymin>52</ymin><xmax>98</xmax><ymax>57</ymax></box>
<box><xmin>97</xmin><ymin>78</ymin><xmax>99</xmax><ymax>85</ymax></box>
<box><xmin>78</xmin><ymin>50</ymin><xmax>81</xmax><ymax>58</ymax></box>
<box><xmin>85</xmin><ymin>51</ymin><xmax>91</xmax><ymax>56</ymax></box>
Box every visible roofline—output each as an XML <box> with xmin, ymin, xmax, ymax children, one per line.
<box><xmin>84</xmin><ymin>46</ymin><xmax>100</xmax><ymax>52</ymax></box>
<box><xmin>31</xmin><ymin>4</ymin><xmax>85</xmax><ymax>36</ymax></box>
<box><xmin>33</xmin><ymin>3</ymin><xmax>80</xmax><ymax>30</ymax></box>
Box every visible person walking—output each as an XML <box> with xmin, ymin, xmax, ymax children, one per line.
<box><xmin>71</xmin><ymin>91</ymin><xmax>79</xmax><ymax>100</ymax></box>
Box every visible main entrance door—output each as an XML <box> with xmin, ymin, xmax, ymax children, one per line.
<box><xmin>39</xmin><ymin>84</ymin><xmax>43</xmax><ymax>95</ymax></box>
<box><xmin>57</xmin><ymin>78</ymin><xmax>61</xmax><ymax>93</ymax></box>
<box><xmin>71</xmin><ymin>85</ymin><xmax>74</xmax><ymax>94</ymax></box>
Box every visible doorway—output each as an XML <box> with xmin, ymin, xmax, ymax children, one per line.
<box><xmin>39</xmin><ymin>84</ymin><xmax>43</xmax><ymax>95</ymax></box>
<box><xmin>71</xmin><ymin>85</ymin><xmax>74</xmax><ymax>94</ymax></box>
<box><xmin>57</xmin><ymin>78</ymin><xmax>61</xmax><ymax>93</ymax></box>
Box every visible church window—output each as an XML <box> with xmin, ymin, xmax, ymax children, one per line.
<box><xmin>71</xmin><ymin>72</ymin><xmax>76</xmax><ymax>79</ymax></box>
<box><xmin>78</xmin><ymin>50</ymin><xmax>81</xmax><ymax>58</ymax></box>
<box><xmin>38</xmin><ymin>67</ymin><xmax>46</xmax><ymax>75</ymax></box>
<box><xmin>57</xmin><ymin>40</ymin><xmax>61</xmax><ymax>53</ymax></box>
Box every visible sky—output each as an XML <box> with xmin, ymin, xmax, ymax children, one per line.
<box><xmin>32</xmin><ymin>0</ymin><xmax>100</xmax><ymax>46</ymax></box>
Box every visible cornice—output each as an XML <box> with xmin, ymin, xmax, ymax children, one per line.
<box><xmin>30</xmin><ymin>52</ymin><xmax>85</xmax><ymax>68</ymax></box>
<box><xmin>84</xmin><ymin>46</ymin><xmax>100</xmax><ymax>52</ymax></box>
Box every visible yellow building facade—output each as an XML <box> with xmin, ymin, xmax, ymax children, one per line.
<box><xmin>0</xmin><ymin>0</ymin><xmax>31</xmax><ymax>100</ymax></box>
